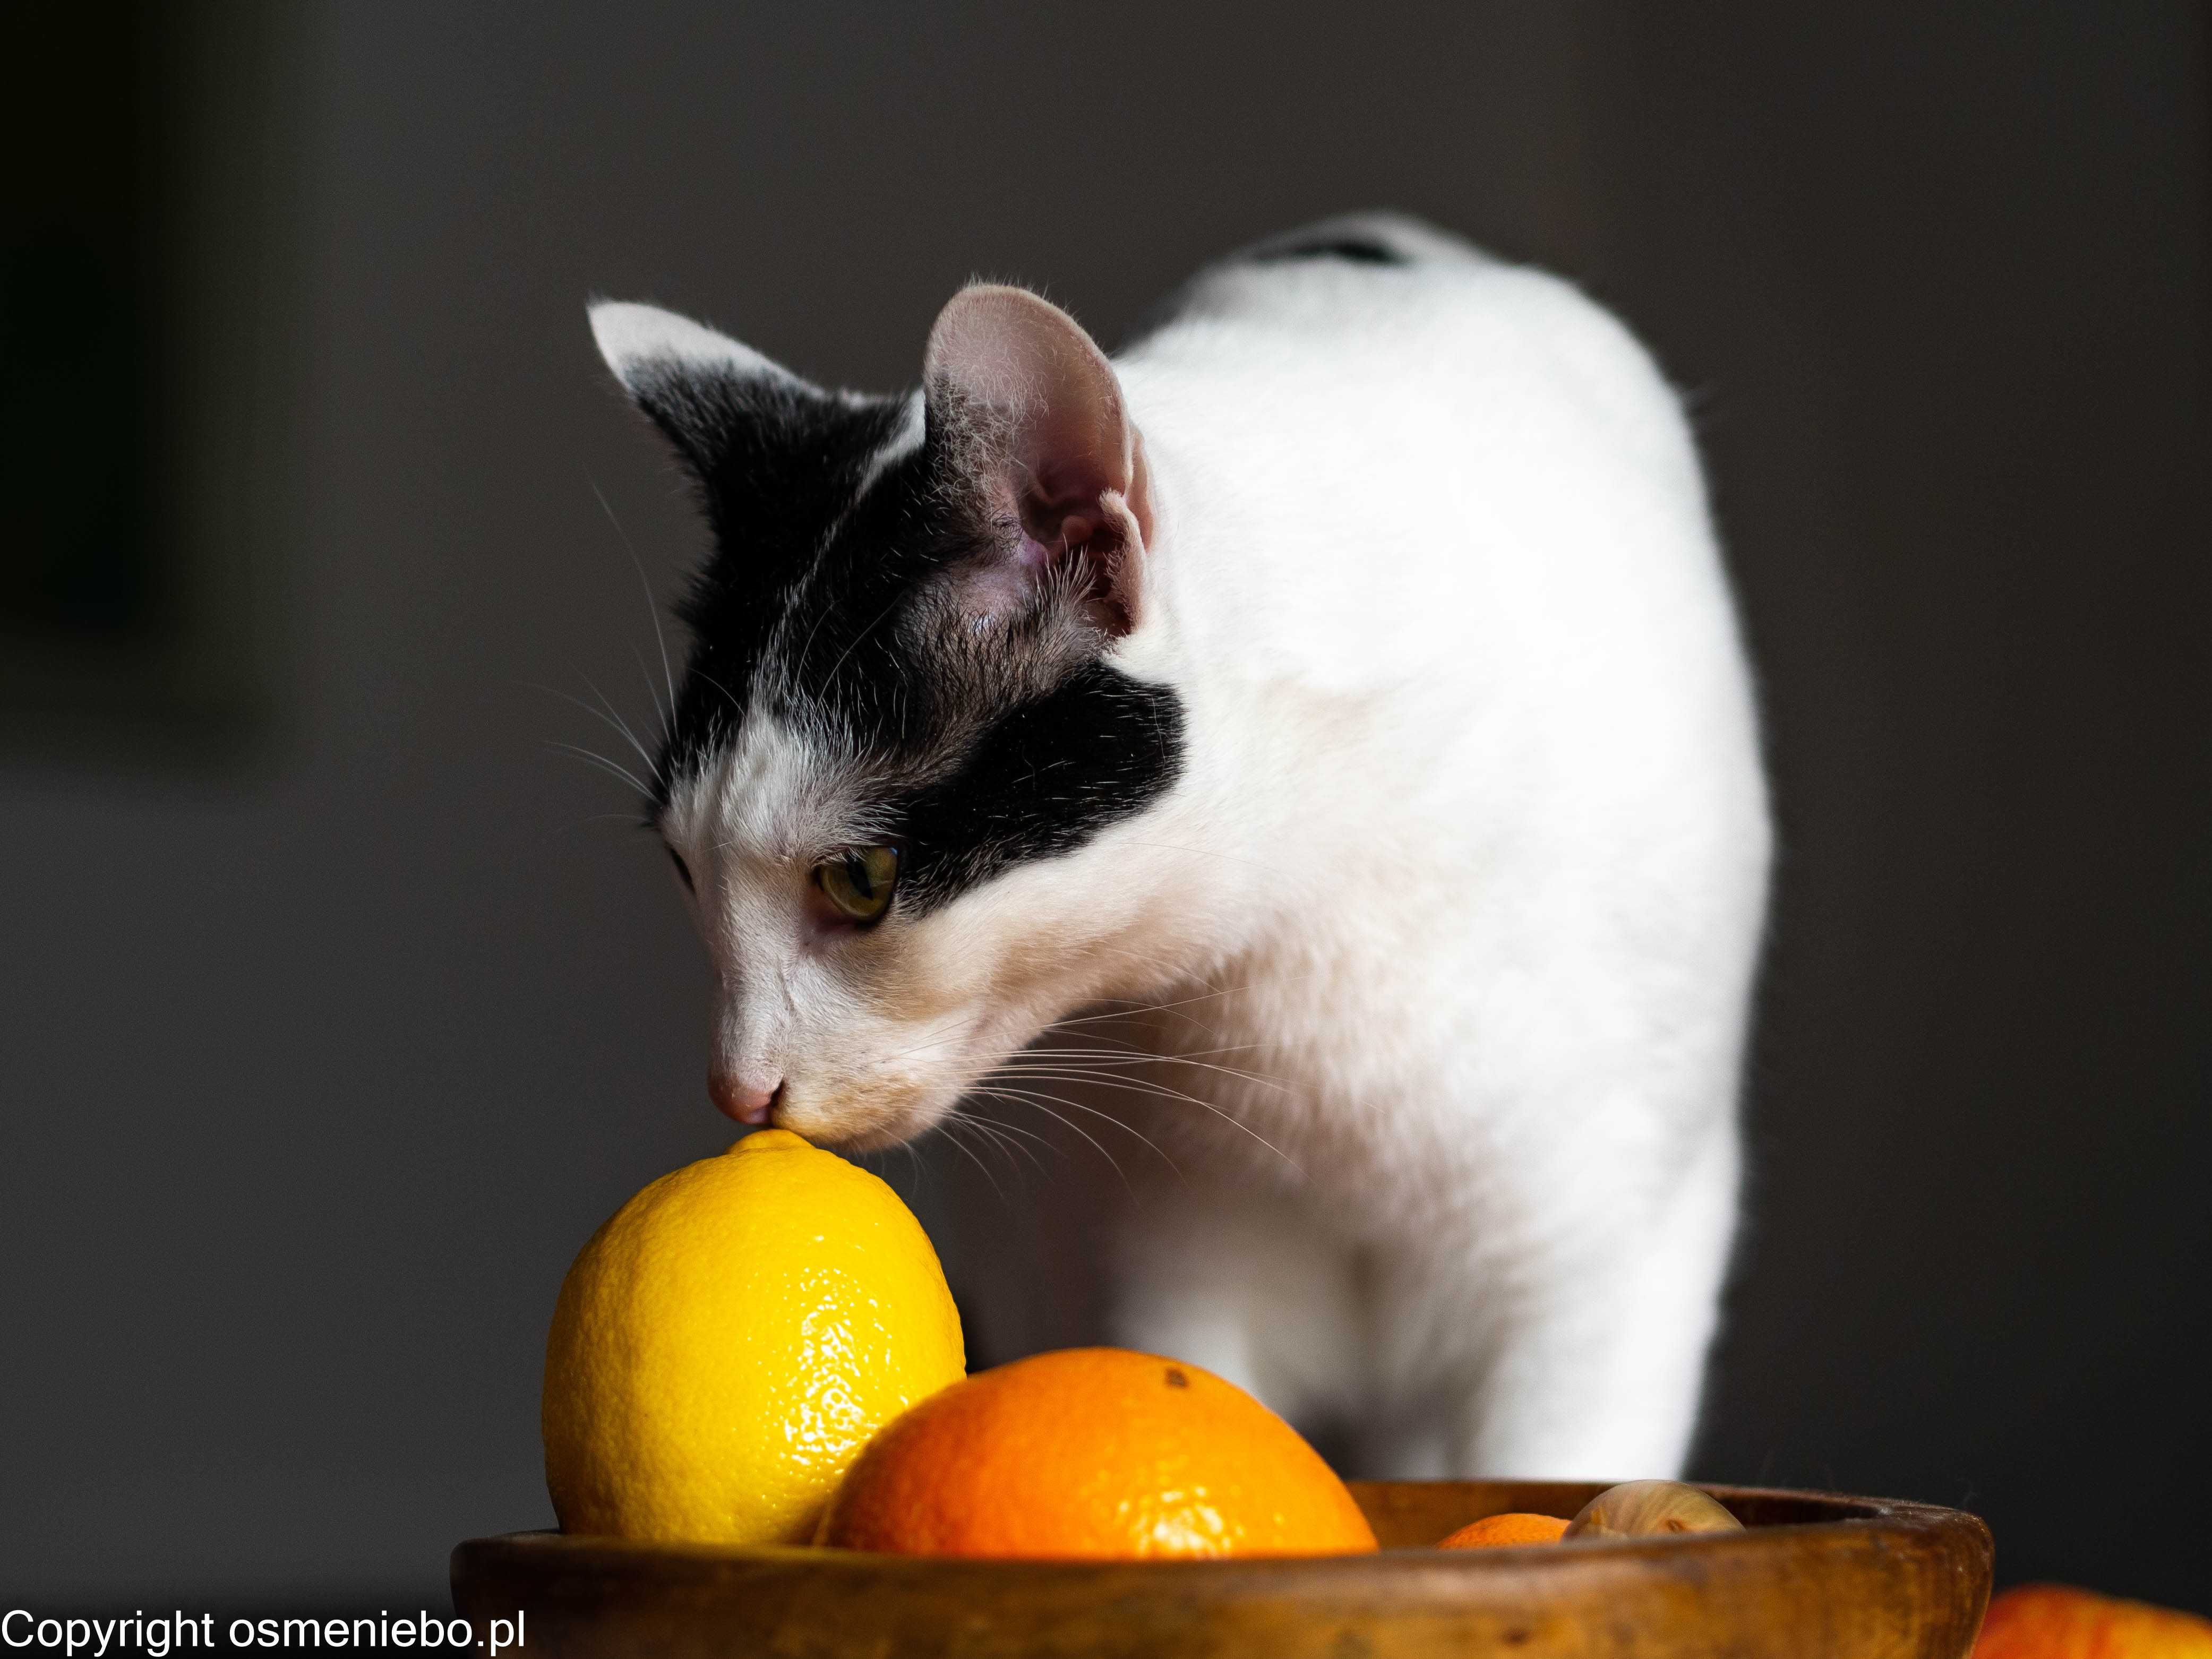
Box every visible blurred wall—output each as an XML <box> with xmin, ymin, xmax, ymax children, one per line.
<box><xmin>1</xmin><ymin>0</ymin><xmax>2204</xmax><ymax>1610</ymax></box>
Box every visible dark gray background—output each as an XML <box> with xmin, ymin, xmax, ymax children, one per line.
<box><xmin>3</xmin><ymin>0</ymin><xmax>2206</xmax><ymax>1614</ymax></box>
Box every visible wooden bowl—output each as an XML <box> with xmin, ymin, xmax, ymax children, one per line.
<box><xmin>451</xmin><ymin>1480</ymin><xmax>1992</xmax><ymax>1658</ymax></box>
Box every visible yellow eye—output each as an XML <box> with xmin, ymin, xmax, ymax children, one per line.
<box><xmin>815</xmin><ymin>845</ymin><xmax>900</xmax><ymax>923</ymax></box>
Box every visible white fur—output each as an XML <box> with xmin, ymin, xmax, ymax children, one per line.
<box><xmin>653</xmin><ymin>217</ymin><xmax>1769</xmax><ymax>1479</ymax></box>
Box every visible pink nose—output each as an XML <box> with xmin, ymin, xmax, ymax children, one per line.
<box><xmin>709</xmin><ymin>1073</ymin><xmax>783</xmax><ymax>1126</ymax></box>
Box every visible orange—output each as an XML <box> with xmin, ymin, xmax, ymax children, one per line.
<box><xmin>816</xmin><ymin>1347</ymin><xmax>1379</xmax><ymax>1559</ymax></box>
<box><xmin>1437</xmin><ymin>1512</ymin><xmax>1570</xmax><ymax>1549</ymax></box>
<box><xmin>1972</xmin><ymin>1585</ymin><xmax>2212</xmax><ymax>1658</ymax></box>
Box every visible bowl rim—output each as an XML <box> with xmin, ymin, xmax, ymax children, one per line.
<box><xmin>454</xmin><ymin>1479</ymin><xmax>1991</xmax><ymax>1574</ymax></box>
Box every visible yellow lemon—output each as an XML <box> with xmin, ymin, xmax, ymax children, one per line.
<box><xmin>542</xmin><ymin>1129</ymin><xmax>965</xmax><ymax>1544</ymax></box>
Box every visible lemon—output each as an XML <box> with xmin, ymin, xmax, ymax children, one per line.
<box><xmin>541</xmin><ymin>1129</ymin><xmax>965</xmax><ymax>1545</ymax></box>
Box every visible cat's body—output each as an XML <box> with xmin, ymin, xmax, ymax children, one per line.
<box><xmin>592</xmin><ymin>214</ymin><xmax>1769</xmax><ymax>1479</ymax></box>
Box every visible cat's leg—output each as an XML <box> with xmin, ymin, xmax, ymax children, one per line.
<box><xmin>1441</xmin><ymin>1121</ymin><xmax>1741</xmax><ymax>1479</ymax></box>
<box><xmin>1107</xmin><ymin>1176</ymin><xmax>1365</xmax><ymax>1432</ymax></box>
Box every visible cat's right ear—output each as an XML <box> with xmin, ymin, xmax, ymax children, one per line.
<box><xmin>588</xmin><ymin>300</ymin><xmax>818</xmax><ymax>482</ymax></box>
<box><xmin>923</xmin><ymin>286</ymin><xmax>1154</xmax><ymax>637</ymax></box>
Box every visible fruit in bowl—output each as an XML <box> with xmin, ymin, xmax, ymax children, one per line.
<box><xmin>539</xmin><ymin>1131</ymin><xmax>1784</xmax><ymax>1568</ymax></box>
<box><xmin>472</xmin><ymin>1131</ymin><xmax>2001</xmax><ymax>1654</ymax></box>
<box><xmin>541</xmin><ymin>1129</ymin><xmax>965</xmax><ymax>1545</ymax></box>
<box><xmin>1437</xmin><ymin>1512</ymin><xmax>1570</xmax><ymax>1549</ymax></box>
<box><xmin>817</xmin><ymin>1345</ymin><xmax>1378</xmax><ymax>1559</ymax></box>
<box><xmin>541</xmin><ymin>1130</ymin><xmax>1376</xmax><ymax>1558</ymax></box>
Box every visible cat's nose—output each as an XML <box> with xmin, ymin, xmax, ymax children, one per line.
<box><xmin>708</xmin><ymin>1072</ymin><xmax>784</xmax><ymax>1126</ymax></box>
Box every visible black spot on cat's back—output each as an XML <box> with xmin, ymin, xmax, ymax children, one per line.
<box><xmin>1117</xmin><ymin>214</ymin><xmax>1439</xmax><ymax>348</ymax></box>
<box><xmin>1250</xmin><ymin>236</ymin><xmax>1408</xmax><ymax>267</ymax></box>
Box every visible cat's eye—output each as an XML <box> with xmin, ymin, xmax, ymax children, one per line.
<box><xmin>814</xmin><ymin>845</ymin><xmax>900</xmax><ymax>924</ymax></box>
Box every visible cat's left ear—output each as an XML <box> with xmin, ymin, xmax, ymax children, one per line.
<box><xmin>589</xmin><ymin>300</ymin><xmax>822</xmax><ymax>483</ymax></box>
<box><xmin>924</xmin><ymin>286</ymin><xmax>1154</xmax><ymax>637</ymax></box>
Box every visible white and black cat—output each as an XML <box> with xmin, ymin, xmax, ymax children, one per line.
<box><xmin>590</xmin><ymin>213</ymin><xmax>1770</xmax><ymax>1479</ymax></box>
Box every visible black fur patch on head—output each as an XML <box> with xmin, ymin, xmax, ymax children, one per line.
<box><xmin>635</xmin><ymin>363</ymin><xmax>910</xmax><ymax>792</ymax></box>
<box><xmin>890</xmin><ymin>661</ymin><xmax>1184</xmax><ymax>912</ymax></box>
<box><xmin>646</xmin><ymin>387</ymin><xmax>907</xmax><ymax>796</ymax></box>
<box><xmin>644</xmin><ymin>369</ymin><xmax>1186</xmax><ymax>915</ymax></box>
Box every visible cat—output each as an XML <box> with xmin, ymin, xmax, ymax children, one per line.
<box><xmin>588</xmin><ymin>213</ymin><xmax>1770</xmax><ymax>1479</ymax></box>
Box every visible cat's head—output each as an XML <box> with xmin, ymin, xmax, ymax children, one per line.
<box><xmin>591</xmin><ymin>286</ymin><xmax>1186</xmax><ymax>1150</ymax></box>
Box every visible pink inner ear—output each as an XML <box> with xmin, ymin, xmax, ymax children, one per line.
<box><xmin>1013</xmin><ymin>489</ymin><xmax>1142</xmax><ymax>636</ymax></box>
<box><xmin>925</xmin><ymin>286</ymin><xmax>1153</xmax><ymax>634</ymax></box>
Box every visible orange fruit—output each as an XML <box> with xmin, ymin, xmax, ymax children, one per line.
<box><xmin>816</xmin><ymin>1347</ymin><xmax>1379</xmax><ymax>1559</ymax></box>
<box><xmin>1437</xmin><ymin>1512</ymin><xmax>1570</xmax><ymax>1549</ymax></box>
<box><xmin>1972</xmin><ymin>1585</ymin><xmax>2212</xmax><ymax>1658</ymax></box>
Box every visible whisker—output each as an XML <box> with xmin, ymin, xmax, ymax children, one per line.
<box><xmin>868</xmin><ymin>1021</ymin><xmax>979</xmax><ymax>1066</ymax></box>
<box><xmin>1003</xmin><ymin>1052</ymin><xmax>1299</xmax><ymax>1096</ymax></box>
<box><xmin>957</xmin><ymin>1105</ymin><xmax>1060</xmax><ymax>1154</ymax></box>
<box><xmin>945</xmin><ymin>1113</ymin><xmax>1024</xmax><ymax>1182</ymax></box>
<box><xmin>1005</xmin><ymin>1043</ymin><xmax>1274</xmax><ymax>1065</ymax></box>
<box><xmin>580</xmin><ymin>673</ymin><xmax>657</xmax><ymax>772</ymax></box>
<box><xmin>548</xmin><ymin>742</ymin><xmax>651</xmax><ymax>796</ymax></box>
<box><xmin>1038</xmin><ymin>967</ymin><xmax>1327</xmax><ymax>1038</ymax></box>
<box><xmin>975</xmin><ymin>1079</ymin><xmax>1164</xmax><ymax>1154</ymax></box>
<box><xmin>632</xmin><ymin>647</ymin><xmax>670</xmax><ymax>748</ymax></box>
<box><xmin>1036</xmin><ymin>987</ymin><xmax>1249</xmax><ymax>1042</ymax></box>
<box><xmin>970</xmin><ymin>1086</ymin><xmax>1139</xmax><ymax>1194</ymax></box>
<box><xmin>525</xmin><ymin>681</ymin><xmax>657</xmax><ymax>773</ymax></box>
<box><xmin>590</xmin><ymin>477</ymin><xmax>678</xmax><ymax>734</ymax></box>
<box><xmin>955</xmin><ymin>1110</ymin><xmax>1051</xmax><ymax>1179</ymax></box>
<box><xmin>987</xmin><ymin>1068</ymin><xmax>1302</xmax><ymax>1174</ymax></box>
<box><xmin>929</xmin><ymin>1115</ymin><xmax>1007</xmax><ymax>1201</ymax></box>
<box><xmin>975</xmin><ymin>1081</ymin><xmax>1186</xmax><ymax>1190</ymax></box>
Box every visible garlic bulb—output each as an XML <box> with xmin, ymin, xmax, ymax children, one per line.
<box><xmin>1562</xmin><ymin>1480</ymin><xmax>1744</xmax><ymax>1540</ymax></box>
